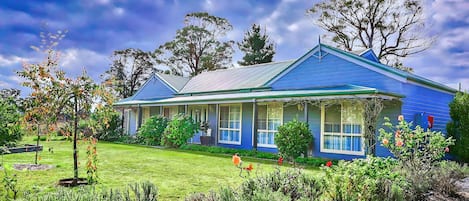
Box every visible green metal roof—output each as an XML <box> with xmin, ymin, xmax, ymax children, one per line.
<box><xmin>114</xmin><ymin>85</ymin><xmax>403</xmax><ymax>106</ymax></box>
<box><xmin>179</xmin><ymin>60</ymin><xmax>294</xmax><ymax>94</ymax></box>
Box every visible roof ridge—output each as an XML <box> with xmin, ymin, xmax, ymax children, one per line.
<box><xmin>194</xmin><ymin>60</ymin><xmax>296</xmax><ymax>75</ymax></box>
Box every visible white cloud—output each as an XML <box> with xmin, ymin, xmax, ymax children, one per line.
<box><xmin>203</xmin><ymin>0</ymin><xmax>214</xmax><ymax>11</ymax></box>
<box><xmin>0</xmin><ymin>55</ymin><xmax>27</xmax><ymax>66</ymax></box>
<box><xmin>60</xmin><ymin>48</ymin><xmax>109</xmax><ymax>80</ymax></box>
<box><xmin>113</xmin><ymin>7</ymin><xmax>125</xmax><ymax>16</ymax></box>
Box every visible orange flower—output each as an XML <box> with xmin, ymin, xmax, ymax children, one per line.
<box><xmin>398</xmin><ymin>115</ymin><xmax>404</xmax><ymax>121</ymax></box>
<box><xmin>232</xmin><ymin>154</ymin><xmax>241</xmax><ymax>166</ymax></box>
<box><xmin>396</xmin><ymin>140</ymin><xmax>404</xmax><ymax>147</ymax></box>
<box><xmin>382</xmin><ymin>138</ymin><xmax>389</xmax><ymax>145</ymax></box>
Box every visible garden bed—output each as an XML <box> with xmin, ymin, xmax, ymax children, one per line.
<box><xmin>13</xmin><ymin>164</ymin><xmax>54</xmax><ymax>171</ymax></box>
<box><xmin>1</xmin><ymin>144</ymin><xmax>43</xmax><ymax>154</ymax></box>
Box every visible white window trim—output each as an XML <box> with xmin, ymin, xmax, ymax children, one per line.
<box><xmin>320</xmin><ymin>103</ymin><xmax>365</xmax><ymax>156</ymax></box>
<box><xmin>257</xmin><ymin>102</ymin><xmax>283</xmax><ymax>148</ymax></box>
<box><xmin>218</xmin><ymin>104</ymin><xmax>242</xmax><ymax>145</ymax></box>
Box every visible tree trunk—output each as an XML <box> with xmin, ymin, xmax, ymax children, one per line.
<box><xmin>35</xmin><ymin>124</ymin><xmax>40</xmax><ymax>165</ymax></box>
<box><xmin>73</xmin><ymin>95</ymin><xmax>79</xmax><ymax>185</ymax></box>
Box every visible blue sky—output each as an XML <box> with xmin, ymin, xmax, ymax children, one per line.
<box><xmin>1</xmin><ymin>0</ymin><xmax>468</xmax><ymax>94</ymax></box>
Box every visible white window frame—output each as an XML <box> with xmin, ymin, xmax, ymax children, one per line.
<box><xmin>218</xmin><ymin>104</ymin><xmax>242</xmax><ymax>145</ymax></box>
<box><xmin>257</xmin><ymin>102</ymin><xmax>283</xmax><ymax>148</ymax></box>
<box><xmin>320</xmin><ymin>102</ymin><xmax>365</xmax><ymax>155</ymax></box>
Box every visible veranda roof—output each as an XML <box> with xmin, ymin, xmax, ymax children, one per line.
<box><xmin>114</xmin><ymin>85</ymin><xmax>403</xmax><ymax>107</ymax></box>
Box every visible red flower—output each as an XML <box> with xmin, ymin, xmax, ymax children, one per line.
<box><xmin>244</xmin><ymin>164</ymin><xmax>253</xmax><ymax>171</ymax></box>
<box><xmin>445</xmin><ymin>147</ymin><xmax>450</xmax><ymax>153</ymax></box>
<box><xmin>326</xmin><ymin>161</ymin><xmax>333</xmax><ymax>167</ymax></box>
<box><xmin>278</xmin><ymin>157</ymin><xmax>284</xmax><ymax>166</ymax></box>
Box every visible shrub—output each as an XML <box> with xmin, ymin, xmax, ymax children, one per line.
<box><xmin>321</xmin><ymin>156</ymin><xmax>410</xmax><ymax>201</ymax></box>
<box><xmin>275</xmin><ymin>119</ymin><xmax>312</xmax><ymax>161</ymax></box>
<box><xmin>185</xmin><ymin>168</ymin><xmax>322</xmax><ymax>201</ymax></box>
<box><xmin>90</xmin><ymin>106</ymin><xmax>123</xmax><ymax>142</ymax></box>
<box><xmin>429</xmin><ymin>160</ymin><xmax>469</xmax><ymax>197</ymax></box>
<box><xmin>162</xmin><ymin>114</ymin><xmax>199</xmax><ymax>148</ymax></box>
<box><xmin>379</xmin><ymin>116</ymin><xmax>455</xmax><ymax>195</ymax></box>
<box><xmin>447</xmin><ymin>92</ymin><xmax>469</xmax><ymax>163</ymax></box>
<box><xmin>22</xmin><ymin>181</ymin><xmax>158</xmax><ymax>201</ymax></box>
<box><xmin>137</xmin><ymin>115</ymin><xmax>169</xmax><ymax>146</ymax></box>
<box><xmin>0</xmin><ymin>97</ymin><xmax>23</xmax><ymax>147</ymax></box>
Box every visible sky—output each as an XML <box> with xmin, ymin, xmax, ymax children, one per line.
<box><xmin>0</xmin><ymin>0</ymin><xmax>468</xmax><ymax>95</ymax></box>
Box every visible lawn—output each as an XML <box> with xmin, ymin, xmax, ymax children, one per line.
<box><xmin>0</xmin><ymin>138</ymin><xmax>319</xmax><ymax>200</ymax></box>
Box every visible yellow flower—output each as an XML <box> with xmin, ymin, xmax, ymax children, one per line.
<box><xmin>398</xmin><ymin>115</ymin><xmax>404</xmax><ymax>121</ymax></box>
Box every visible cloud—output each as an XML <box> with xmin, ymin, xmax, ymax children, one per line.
<box><xmin>60</xmin><ymin>48</ymin><xmax>110</xmax><ymax>80</ymax></box>
<box><xmin>0</xmin><ymin>55</ymin><xmax>27</xmax><ymax>66</ymax></box>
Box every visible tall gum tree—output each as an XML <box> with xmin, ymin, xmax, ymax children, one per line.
<box><xmin>156</xmin><ymin>12</ymin><xmax>234</xmax><ymax>76</ymax></box>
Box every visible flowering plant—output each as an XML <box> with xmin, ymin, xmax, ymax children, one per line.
<box><xmin>378</xmin><ymin>115</ymin><xmax>455</xmax><ymax>194</ymax></box>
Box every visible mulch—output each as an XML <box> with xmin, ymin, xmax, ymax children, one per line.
<box><xmin>13</xmin><ymin>164</ymin><xmax>55</xmax><ymax>171</ymax></box>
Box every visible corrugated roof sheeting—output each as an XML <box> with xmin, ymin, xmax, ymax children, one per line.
<box><xmin>156</xmin><ymin>73</ymin><xmax>190</xmax><ymax>91</ymax></box>
<box><xmin>179</xmin><ymin>60</ymin><xmax>294</xmax><ymax>94</ymax></box>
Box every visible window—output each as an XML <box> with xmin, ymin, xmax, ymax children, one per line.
<box><xmin>321</xmin><ymin>102</ymin><xmax>364</xmax><ymax>155</ymax></box>
<box><xmin>257</xmin><ymin>102</ymin><xmax>283</xmax><ymax>147</ymax></box>
<box><xmin>162</xmin><ymin>106</ymin><xmax>178</xmax><ymax>119</ymax></box>
<box><xmin>219</xmin><ymin>104</ymin><xmax>241</xmax><ymax>144</ymax></box>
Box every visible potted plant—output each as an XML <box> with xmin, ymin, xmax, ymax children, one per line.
<box><xmin>199</xmin><ymin>121</ymin><xmax>212</xmax><ymax>146</ymax></box>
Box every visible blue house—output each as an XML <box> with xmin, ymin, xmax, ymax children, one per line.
<box><xmin>114</xmin><ymin>43</ymin><xmax>457</xmax><ymax>160</ymax></box>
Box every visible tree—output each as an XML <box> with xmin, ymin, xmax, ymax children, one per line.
<box><xmin>0</xmin><ymin>94</ymin><xmax>23</xmax><ymax>147</ymax></box>
<box><xmin>308</xmin><ymin>0</ymin><xmax>431</xmax><ymax>68</ymax></box>
<box><xmin>447</xmin><ymin>92</ymin><xmax>469</xmax><ymax>163</ymax></box>
<box><xmin>19</xmin><ymin>29</ymin><xmax>98</xmax><ymax>185</ymax></box>
<box><xmin>156</xmin><ymin>12</ymin><xmax>234</xmax><ymax>76</ymax></box>
<box><xmin>238</xmin><ymin>24</ymin><xmax>275</xmax><ymax>66</ymax></box>
<box><xmin>103</xmin><ymin>48</ymin><xmax>156</xmax><ymax>99</ymax></box>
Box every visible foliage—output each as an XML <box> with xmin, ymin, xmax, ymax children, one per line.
<box><xmin>161</xmin><ymin>114</ymin><xmax>199</xmax><ymax>148</ymax></box>
<box><xmin>238</xmin><ymin>24</ymin><xmax>275</xmax><ymax>66</ymax></box>
<box><xmin>22</xmin><ymin>181</ymin><xmax>158</xmax><ymax>201</ymax></box>
<box><xmin>447</xmin><ymin>92</ymin><xmax>469</xmax><ymax>163</ymax></box>
<box><xmin>89</xmin><ymin>105</ymin><xmax>123</xmax><ymax>142</ymax></box>
<box><xmin>308</xmin><ymin>0</ymin><xmax>431</xmax><ymax>68</ymax></box>
<box><xmin>429</xmin><ymin>160</ymin><xmax>469</xmax><ymax>197</ymax></box>
<box><xmin>275</xmin><ymin>119</ymin><xmax>313</xmax><ymax>161</ymax></box>
<box><xmin>0</xmin><ymin>97</ymin><xmax>23</xmax><ymax>147</ymax></box>
<box><xmin>379</xmin><ymin>116</ymin><xmax>455</xmax><ymax>196</ymax></box>
<box><xmin>137</xmin><ymin>115</ymin><xmax>169</xmax><ymax>146</ymax></box>
<box><xmin>102</xmin><ymin>48</ymin><xmax>156</xmax><ymax>99</ymax></box>
<box><xmin>2</xmin><ymin>169</ymin><xmax>19</xmax><ymax>200</ymax></box>
<box><xmin>156</xmin><ymin>12</ymin><xmax>234</xmax><ymax>76</ymax></box>
<box><xmin>85</xmin><ymin>137</ymin><xmax>98</xmax><ymax>184</ymax></box>
<box><xmin>186</xmin><ymin>168</ymin><xmax>322</xmax><ymax>201</ymax></box>
<box><xmin>321</xmin><ymin>156</ymin><xmax>410</xmax><ymax>201</ymax></box>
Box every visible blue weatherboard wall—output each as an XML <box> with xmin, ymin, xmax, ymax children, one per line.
<box><xmin>401</xmin><ymin>83</ymin><xmax>454</xmax><ymax>133</ymax></box>
<box><xmin>132</xmin><ymin>76</ymin><xmax>176</xmax><ymax>100</ymax></box>
<box><xmin>270</xmin><ymin>52</ymin><xmax>402</xmax><ymax>93</ymax></box>
<box><xmin>375</xmin><ymin>100</ymin><xmax>402</xmax><ymax>158</ymax></box>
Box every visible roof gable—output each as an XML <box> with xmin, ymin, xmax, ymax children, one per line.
<box><xmin>359</xmin><ymin>49</ymin><xmax>380</xmax><ymax>63</ymax></box>
<box><xmin>266</xmin><ymin>43</ymin><xmax>456</xmax><ymax>94</ymax></box>
<box><xmin>155</xmin><ymin>73</ymin><xmax>190</xmax><ymax>92</ymax></box>
<box><xmin>179</xmin><ymin>60</ymin><xmax>294</xmax><ymax>94</ymax></box>
<box><xmin>123</xmin><ymin>74</ymin><xmax>177</xmax><ymax>101</ymax></box>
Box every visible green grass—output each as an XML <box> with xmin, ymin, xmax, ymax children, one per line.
<box><xmin>0</xmin><ymin>138</ymin><xmax>319</xmax><ymax>200</ymax></box>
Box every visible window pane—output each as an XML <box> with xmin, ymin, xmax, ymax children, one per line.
<box><xmin>325</xmin><ymin>104</ymin><xmax>341</xmax><ymax>133</ymax></box>
<box><xmin>257</xmin><ymin>105</ymin><xmax>267</xmax><ymax>130</ymax></box>
<box><xmin>352</xmin><ymin>136</ymin><xmax>362</xmax><ymax>151</ymax></box>
<box><xmin>268</xmin><ymin>132</ymin><xmax>275</xmax><ymax>144</ymax></box>
<box><xmin>342</xmin><ymin>136</ymin><xmax>351</xmax><ymax>151</ymax></box>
